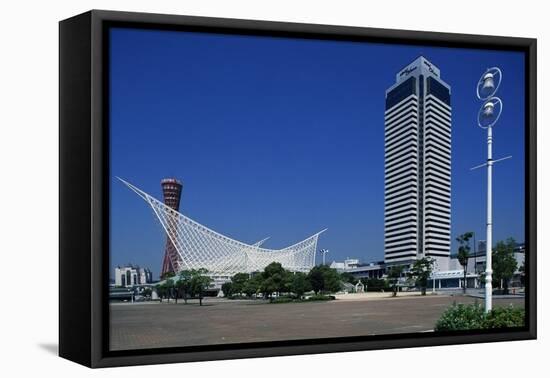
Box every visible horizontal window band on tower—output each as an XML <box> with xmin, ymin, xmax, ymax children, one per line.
<box><xmin>385</xmin><ymin>224</ymin><xmax>418</xmax><ymax>235</ymax></box>
<box><xmin>385</xmin><ymin>217</ymin><xmax>417</xmax><ymax>228</ymax></box>
<box><xmin>385</xmin><ymin>111</ymin><xmax>418</xmax><ymax>132</ymax></box>
<box><xmin>385</xmin><ymin>152</ymin><xmax>417</xmax><ymax>170</ymax></box>
<box><xmin>425</xmin><ymin>145</ymin><xmax>451</xmax><ymax>160</ymax></box>
<box><xmin>385</xmin><ymin>183</ymin><xmax>418</xmax><ymax>198</ymax></box>
<box><xmin>385</xmin><ymin>158</ymin><xmax>417</xmax><ymax>177</ymax></box>
<box><xmin>385</xmin><ymin>103</ymin><xmax>418</xmax><ymax>120</ymax></box>
<box><xmin>427</xmin><ymin>76</ymin><xmax>451</xmax><ymax>106</ymax></box>
<box><xmin>426</xmin><ymin>97</ymin><xmax>452</xmax><ymax>113</ymax></box>
<box><xmin>385</xmin><ymin>210</ymin><xmax>418</xmax><ymax>223</ymax></box>
<box><xmin>425</xmin><ymin>158</ymin><xmax>450</xmax><ymax>172</ymax></box>
<box><xmin>384</xmin><ymin>186</ymin><xmax>418</xmax><ymax>204</ymax></box>
<box><xmin>385</xmin><ymin>195</ymin><xmax>418</xmax><ymax>211</ymax></box>
<box><xmin>385</xmin><ymin>212</ymin><xmax>419</xmax><ymax>224</ymax></box>
<box><xmin>385</xmin><ymin>95</ymin><xmax>418</xmax><ymax>117</ymax></box>
<box><xmin>425</xmin><ymin>140</ymin><xmax>451</xmax><ymax>154</ymax></box>
<box><xmin>385</xmin><ymin>109</ymin><xmax>418</xmax><ymax>129</ymax></box>
<box><xmin>425</xmin><ymin>174</ymin><xmax>451</xmax><ymax>188</ymax></box>
<box><xmin>385</xmin><ymin>224</ymin><xmax>418</xmax><ymax>234</ymax></box>
<box><xmin>385</xmin><ymin>136</ymin><xmax>418</xmax><ymax>156</ymax></box>
<box><xmin>386</xmin><ymin>127</ymin><xmax>418</xmax><ymax>147</ymax></box>
<box><xmin>385</xmin><ymin>195</ymin><xmax>417</xmax><ymax>211</ymax></box>
<box><xmin>385</xmin><ymin>235</ymin><xmax>420</xmax><ymax>245</ymax></box>
<box><xmin>425</xmin><ymin>108</ymin><xmax>451</xmax><ymax>124</ymax></box>
<box><xmin>425</xmin><ymin>127</ymin><xmax>451</xmax><ymax>143</ymax></box>
<box><xmin>426</xmin><ymin>253</ymin><xmax>451</xmax><ymax>258</ymax></box>
<box><xmin>385</xmin><ymin>76</ymin><xmax>417</xmax><ymax>110</ymax></box>
<box><xmin>385</xmin><ymin>243</ymin><xmax>419</xmax><ymax>252</ymax></box>
<box><xmin>425</xmin><ymin>169</ymin><xmax>451</xmax><ymax>184</ymax></box>
<box><xmin>386</xmin><ymin>149</ymin><xmax>419</xmax><ymax>167</ymax></box>
<box><xmin>425</xmin><ymin>197</ymin><xmax>450</xmax><ymax>206</ymax></box>
<box><xmin>385</xmin><ymin>128</ymin><xmax>418</xmax><ymax>150</ymax></box>
<box><xmin>385</xmin><ymin>166</ymin><xmax>418</xmax><ymax>183</ymax></box>
<box><xmin>384</xmin><ymin>250</ymin><xmax>418</xmax><ymax>257</ymax></box>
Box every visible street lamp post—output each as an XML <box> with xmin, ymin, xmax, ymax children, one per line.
<box><xmin>471</xmin><ymin>67</ymin><xmax>511</xmax><ymax>313</ymax></box>
<box><xmin>319</xmin><ymin>249</ymin><xmax>329</xmax><ymax>266</ymax></box>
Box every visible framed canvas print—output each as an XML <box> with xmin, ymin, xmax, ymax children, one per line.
<box><xmin>59</xmin><ymin>10</ymin><xmax>537</xmax><ymax>368</ymax></box>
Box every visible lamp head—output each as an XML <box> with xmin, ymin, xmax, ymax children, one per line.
<box><xmin>482</xmin><ymin>101</ymin><xmax>495</xmax><ymax>117</ymax></box>
<box><xmin>477</xmin><ymin>97</ymin><xmax>503</xmax><ymax>129</ymax></box>
<box><xmin>476</xmin><ymin>67</ymin><xmax>502</xmax><ymax>100</ymax></box>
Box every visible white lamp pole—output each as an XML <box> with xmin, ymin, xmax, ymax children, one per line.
<box><xmin>472</xmin><ymin>67</ymin><xmax>510</xmax><ymax>313</ymax></box>
<box><xmin>485</xmin><ymin>125</ymin><xmax>493</xmax><ymax>312</ymax></box>
<box><xmin>319</xmin><ymin>249</ymin><xmax>329</xmax><ymax>265</ymax></box>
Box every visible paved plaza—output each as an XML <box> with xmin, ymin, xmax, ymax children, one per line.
<box><xmin>110</xmin><ymin>294</ymin><xmax>524</xmax><ymax>351</ymax></box>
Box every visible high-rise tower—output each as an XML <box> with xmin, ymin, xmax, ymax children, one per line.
<box><xmin>160</xmin><ymin>178</ymin><xmax>183</xmax><ymax>277</ymax></box>
<box><xmin>384</xmin><ymin>56</ymin><xmax>451</xmax><ymax>271</ymax></box>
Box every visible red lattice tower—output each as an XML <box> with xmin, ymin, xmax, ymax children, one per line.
<box><xmin>160</xmin><ymin>178</ymin><xmax>183</xmax><ymax>278</ymax></box>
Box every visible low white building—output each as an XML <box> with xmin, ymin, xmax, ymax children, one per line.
<box><xmin>114</xmin><ymin>265</ymin><xmax>153</xmax><ymax>287</ymax></box>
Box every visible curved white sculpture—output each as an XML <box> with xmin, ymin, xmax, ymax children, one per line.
<box><xmin>118</xmin><ymin>178</ymin><xmax>326</xmax><ymax>276</ymax></box>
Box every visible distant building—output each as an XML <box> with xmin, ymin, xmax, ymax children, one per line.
<box><xmin>332</xmin><ymin>242</ymin><xmax>525</xmax><ymax>290</ymax></box>
<box><xmin>114</xmin><ymin>265</ymin><xmax>153</xmax><ymax>287</ymax></box>
<box><xmin>384</xmin><ymin>56</ymin><xmax>452</xmax><ymax>271</ymax></box>
<box><xmin>331</xmin><ymin>259</ymin><xmax>385</xmax><ymax>280</ymax></box>
<box><xmin>330</xmin><ymin>258</ymin><xmax>359</xmax><ymax>271</ymax></box>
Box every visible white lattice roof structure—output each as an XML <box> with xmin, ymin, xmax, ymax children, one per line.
<box><xmin>118</xmin><ymin>178</ymin><xmax>325</xmax><ymax>276</ymax></box>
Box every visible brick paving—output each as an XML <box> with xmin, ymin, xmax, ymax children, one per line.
<box><xmin>109</xmin><ymin>295</ymin><xmax>524</xmax><ymax>351</ymax></box>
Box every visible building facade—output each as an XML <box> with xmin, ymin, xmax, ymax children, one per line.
<box><xmin>384</xmin><ymin>56</ymin><xmax>452</xmax><ymax>271</ymax></box>
<box><xmin>114</xmin><ymin>265</ymin><xmax>153</xmax><ymax>287</ymax></box>
<box><xmin>160</xmin><ymin>178</ymin><xmax>183</xmax><ymax>277</ymax></box>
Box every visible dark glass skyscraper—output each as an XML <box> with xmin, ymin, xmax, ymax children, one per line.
<box><xmin>384</xmin><ymin>57</ymin><xmax>452</xmax><ymax>271</ymax></box>
<box><xmin>160</xmin><ymin>178</ymin><xmax>183</xmax><ymax>277</ymax></box>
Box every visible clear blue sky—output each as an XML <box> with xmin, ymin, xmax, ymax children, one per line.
<box><xmin>109</xmin><ymin>27</ymin><xmax>525</xmax><ymax>279</ymax></box>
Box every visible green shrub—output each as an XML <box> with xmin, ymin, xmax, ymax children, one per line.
<box><xmin>435</xmin><ymin>303</ymin><xmax>486</xmax><ymax>331</ymax></box>
<box><xmin>483</xmin><ymin>306</ymin><xmax>525</xmax><ymax>328</ymax></box>
<box><xmin>307</xmin><ymin>294</ymin><xmax>335</xmax><ymax>301</ymax></box>
<box><xmin>270</xmin><ymin>296</ymin><xmax>295</xmax><ymax>304</ymax></box>
<box><xmin>435</xmin><ymin>303</ymin><xmax>525</xmax><ymax>331</ymax></box>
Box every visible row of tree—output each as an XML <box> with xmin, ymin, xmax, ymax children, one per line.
<box><xmin>385</xmin><ymin>257</ymin><xmax>436</xmax><ymax>297</ymax></box>
<box><xmin>456</xmin><ymin>233</ymin><xmax>520</xmax><ymax>294</ymax></box>
<box><xmin>221</xmin><ymin>262</ymin><xmax>343</xmax><ymax>299</ymax></box>
<box><xmin>156</xmin><ymin>268</ymin><xmax>213</xmax><ymax>305</ymax></box>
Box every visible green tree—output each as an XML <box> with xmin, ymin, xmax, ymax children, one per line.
<box><xmin>324</xmin><ymin>267</ymin><xmax>342</xmax><ymax>293</ymax></box>
<box><xmin>290</xmin><ymin>272</ymin><xmax>311</xmax><ymax>299</ymax></box>
<box><xmin>306</xmin><ymin>265</ymin><xmax>342</xmax><ymax>294</ymax></box>
<box><xmin>155</xmin><ymin>282</ymin><xmax>167</xmax><ymax>302</ymax></box>
<box><xmin>365</xmin><ymin>277</ymin><xmax>389</xmax><ymax>292</ymax></box>
<box><xmin>307</xmin><ymin>266</ymin><xmax>325</xmax><ymax>294</ymax></box>
<box><xmin>387</xmin><ymin>265</ymin><xmax>404</xmax><ymax>297</ymax></box>
<box><xmin>243</xmin><ymin>274</ymin><xmax>262</xmax><ymax>298</ymax></box>
<box><xmin>261</xmin><ymin>262</ymin><xmax>287</xmax><ymax>299</ymax></box>
<box><xmin>409</xmin><ymin>257</ymin><xmax>435</xmax><ymax>295</ymax></box>
<box><xmin>189</xmin><ymin>268</ymin><xmax>213</xmax><ymax>306</ymax></box>
<box><xmin>164</xmin><ymin>278</ymin><xmax>175</xmax><ymax>303</ymax></box>
<box><xmin>177</xmin><ymin>270</ymin><xmax>193</xmax><ymax>304</ymax></box>
<box><xmin>492</xmin><ymin>238</ymin><xmax>517</xmax><ymax>294</ymax></box>
<box><xmin>231</xmin><ymin>273</ymin><xmax>250</xmax><ymax>296</ymax></box>
<box><xmin>456</xmin><ymin>231</ymin><xmax>474</xmax><ymax>293</ymax></box>
<box><xmin>340</xmin><ymin>272</ymin><xmax>358</xmax><ymax>285</ymax></box>
<box><xmin>161</xmin><ymin>271</ymin><xmax>175</xmax><ymax>280</ymax></box>
<box><xmin>221</xmin><ymin>282</ymin><xmax>234</xmax><ymax>298</ymax></box>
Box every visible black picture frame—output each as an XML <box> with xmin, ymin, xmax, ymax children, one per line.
<box><xmin>59</xmin><ymin>9</ymin><xmax>537</xmax><ymax>368</ymax></box>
